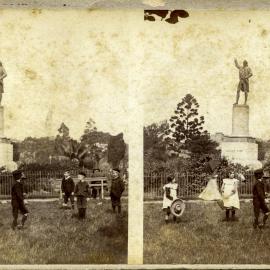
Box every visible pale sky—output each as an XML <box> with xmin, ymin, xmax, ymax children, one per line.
<box><xmin>1</xmin><ymin>9</ymin><xmax>270</xmax><ymax>142</ymax></box>
<box><xmin>136</xmin><ymin>10</ymin><xmax>270</xmax><ymax>140</ymax></box>
<box><xmin>0</xmin><ymin>9</ymin><xmax>129</xmax><ymax>141</ymax></box>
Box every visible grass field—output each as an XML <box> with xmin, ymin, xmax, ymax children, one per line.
<box><xmin>0</xmin><ymin>199</ymin><xmax>127</xmax><ymax>264</ymax></box>
<box><xmin>144</xmin><ymin>201</ymin><xmax>270</xmax><ymax>264</ymax></box>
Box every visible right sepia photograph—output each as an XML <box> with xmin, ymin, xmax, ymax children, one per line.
<box><xmin>143</xmin><ymin>10</ymin><xmax>270</xmax><ymax>264</ymax></box>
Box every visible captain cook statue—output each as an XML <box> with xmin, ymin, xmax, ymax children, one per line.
<box><xmin>234</xmin><ymin>58</ymin><xmax>253</xmax><ymax>105</ymax></box>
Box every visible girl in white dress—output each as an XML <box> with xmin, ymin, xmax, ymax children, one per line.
<box><xmin>199</xmin><ymin>174</ymin><xmax>222</xmax><ymax>201</ymax></box>
<box><xmin>162</xmin><ymin>176</ymin><xmax>178</xmax><ymax>223</ymax></box>
<box><xmin>221</xmin><ymin>172</ymin><xmax>240</xmax><ymax>221</ymax></box>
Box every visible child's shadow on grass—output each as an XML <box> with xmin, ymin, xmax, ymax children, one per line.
<box><xmin>98</xmin><ymin>214</ymin><xmax>128</xmax><ymax>238</ymax></box>
<box><xmin>105</xmin><ymin>209</ymin><xmax>114</xmax><ymax>214</ymax></box>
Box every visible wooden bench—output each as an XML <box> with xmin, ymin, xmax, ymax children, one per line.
<box><xmin>54</xmin><ymin>177</ymin><xmax>108</xmax><ymax>199</ymax></box>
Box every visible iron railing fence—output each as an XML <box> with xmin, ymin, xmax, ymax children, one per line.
<box><xmin>144</xmin><ymin>171</ymin><xmax>256</xmax><ymax>199</ymax></box>
<box><xmin>0</xmin><ymin>169</ymin><xmax>128</xmax><ymax>199</ymax></box>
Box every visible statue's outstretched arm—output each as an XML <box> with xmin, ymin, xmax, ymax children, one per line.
<box><xmin>234</xmin><ymin>58</ymin><xmax>240</xmax><ymax>69</ymax></box>
<box><xmin>3</xmin><ymin>67</ymin><xmax>7</xmax><ymax>78</ymax></box>
<box><xmin>0</xmin><ymin>67</ymin><xmax>7</xmax><ymax>80</ymax></box>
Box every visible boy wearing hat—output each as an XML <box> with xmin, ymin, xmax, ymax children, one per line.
<box><xmin>61</xmin><ymin>170</ymin><xmax>75</xmax><ymax>209</ymax></box>
<box><xmin>11</xmin><ymin>170</ymin><xmax>29</xmax><ymax>230</ymax></box>
<box><xmin>253</xmin><ymin>169</ymin><xmax>270</xmax><ymax>229</ymax></box>
<box><xmin>110</xmin><ymin>168</ymin><xmax>125</xmax><ymax>214</ymax></box>
<box><xmin>74</xmin><ymin>172</ymin><xmax>90</xmax><ymax>219</ymax></box>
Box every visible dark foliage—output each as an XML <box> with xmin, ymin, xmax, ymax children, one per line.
<box><xmin>107</xmin><ymin>133</ymin><xmax>126</xmax><ymax>168</ymax></box>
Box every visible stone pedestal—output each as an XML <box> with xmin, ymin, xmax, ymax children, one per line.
<box><xmin>0</xmin><ymin>138</ymin><xmax>17</xmax><ymax>171</ymax></box>
<box><xmin>232</xmin><ymin>104</ymin><xmax>249</xmax><ymax>136</ymax></box>
<box><xmin>0</xmin><ymin>106</ymin><xmax>4</xmax><ymax>138</ymax></box>
<box><xmin>220</xmin><ymin>104</ymin><xmax>262</xmax><ymax>170</ymax></box>
<box><xmin>221</xmin><ymin>139</ymin><xmax>261</xmax><ymax>169</ymax></box>
<box><xmin>0</xmin><ymin>106</ymin><xmax>17</xmax><ymax>171</ymax></box>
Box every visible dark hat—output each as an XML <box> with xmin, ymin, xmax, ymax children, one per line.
<box><xmin>78</xmin><ymin>171</ymin><xmax>86</xmax><ymax>177</ymax></box>
<box><xmin>254</xmin><ymin>168</ymin><xmax>264</xmax><ymax>180</ymax></box>
<box><xmin>12</xmin><ymin>170</ymin><xmax>23</xmax><ymax>180</ymax></box>
<box><xmin>112</xmin><ymin>168</ymin><xmax>120</xmax><ymax>173</ymax></box>
<box><xmin>167</xmin><ymin>176</ymin><xmax>173</xmax><ymax>182</ymax></box>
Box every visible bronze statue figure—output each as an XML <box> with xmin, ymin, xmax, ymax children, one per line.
<box><xmin>0</xmin><ymin>61</ymin><xmax>7</xmax><ymax>105</ymax></box>
<box><xmin>234</xmin><ymin>58</ymin><xmax>252</xmax><ymax>105</ymax></box>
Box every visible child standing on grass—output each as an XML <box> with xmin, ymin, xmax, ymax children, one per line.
<box><xmin>74</xmin><ymin>172</ymin><xmax>90</xmax><ymax>219</ymax></box>
<box><xmin>61</xmin><ymin>170</ymin><xmax>75</xmax><ymax>209</ymax></box>
<box><xmin>162</xmin><ymin>176</ymin><xmax>178</xmax><ymax>223</ymax></box>
<box><xmin>253</xmin><ymin>169</ymin><xmax>270</xmax><ymax>229</ymax></box>
<box><xmin>11</xmin><ymin>170</ymin><xmax>29</xmax><ymax>230</ymax></box>
<box><xmin>221</xmin><ymin>171</ymin><xmax>240</xmax><ymax>222</ymax></box>
<box><xmin>110</xmin><ymin>168</ymin><xmax>125</xmax><ymax>214</ymax></box>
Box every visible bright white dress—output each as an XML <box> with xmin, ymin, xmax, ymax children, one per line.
<box><xmin>221</xmin><ymin>178</ymin><xmax>240</xmax><ymax>209</ymax></box>
<box><xmin>199</xmin><ymin>177</ymin><xmax>222</xmax><ymax>201</ymax></box>
<box><xmin>162</xmin><ymin>183</ymin><xmax>178</xmax><ymax>209</ymax></box>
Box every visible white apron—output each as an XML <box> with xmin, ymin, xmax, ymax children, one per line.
<box><xmin>162</xmin><ymin>182</ymin><xmax>178</xmax><ymax>209</ymax></box>
<box><xmin>221</xmin><ymin>178</ymin><xmax>240</xmax><ymax>209</ymax></box>
<box><xmin>199</xmin><ymin>177</ymin><xmax>222</xmax><ymax>201</ymax></box>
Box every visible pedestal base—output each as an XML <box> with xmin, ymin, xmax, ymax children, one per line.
<box><xmin>221</xmin><ymin>139</ymin><xmax>262</xmax><ymax>170</ymax></box>
<box><xmin>0</xmin><ymin>138</ymin><xmax>17</xmax><ymax>171</ymax></box>
<box><xmin>232</xmin><ymin>104</ymin><xmax>249</xmax><ymax>136</ymax></box>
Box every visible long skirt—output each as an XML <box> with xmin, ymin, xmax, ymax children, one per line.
<box><xmin>199</xmin><ymin>178</ymin><xmax>222</xmax><ymax>201</ymax></box>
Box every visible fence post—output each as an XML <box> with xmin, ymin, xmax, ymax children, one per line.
<box><xmin>101</xmin><ymin>178</ymin><xmax>104</xmax><ymax>199</ymax></box>
<box><xmin>59</xmin><ymin>178</ymin><xmax>62</xmax><ymax>200</ymax></box>
<box><xmin>39</xmin><ymin>171</ymin><xmax>42</xmax><ymax>198</ymax></box>
<box><xmin>186</xmin><ymin>172</ymin><xmax>189</xmax><ymax>198</ymax></box>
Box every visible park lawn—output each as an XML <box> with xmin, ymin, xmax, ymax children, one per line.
<box><xmin>0</xmin><ymin>199</ymin><xmax>127</xmax><ymax>264</ymax></box>
<box><xmin>144</xmin><ymin>201</ymin><xmax>270</xmax><ymax>264</ymax></box>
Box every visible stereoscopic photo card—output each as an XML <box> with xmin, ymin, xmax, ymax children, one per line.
<box><xmin>1</xmin><ymin>1</ymin><xmax>270</xmax><ymax>269</ymax></box>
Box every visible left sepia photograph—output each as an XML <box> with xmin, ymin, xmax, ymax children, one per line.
<box><xmin>0</xmin><ymin>9</ymin><xmax>128</xmax><ymax>264</ymax></box>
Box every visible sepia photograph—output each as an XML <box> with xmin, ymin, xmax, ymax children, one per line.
<box><xmin>2</xmin><ymin>1</ymin><xmax>270</xmax><ymax>269</ymax></box>
<box><xmin>143</xmin><ymin>9</ymin><xmax>270</xmax><ymax>265</ymax></box>
<box><xmin>0</xmin><ymin>9</ymin><xmax>129</xmax><ymax>264</ymax></box>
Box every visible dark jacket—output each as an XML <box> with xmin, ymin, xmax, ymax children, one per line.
<box><xmin>75</xmin><ymin>181</ymin><xmax>90</xmax><ymax>197</ymax></box>
<box><xmin>61</xmin><ymin>177</ymin><xmax>75</xmax><ymax>193</ymax></box>
<box><xmin>110</xmin><ymin>177</ymin><xmax>125</xmax><ymax>198</ymax></box>
<box><xmin>11</xmin><ymin>181</ymin><xmax>25</xmax><ymax>207</ymax></box>
<box><xmin>253</xmin><ymin>180</ymin><xmax>266</xmax><ymax>204</ymax></box>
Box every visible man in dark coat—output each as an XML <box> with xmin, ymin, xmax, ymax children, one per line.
<box><xmin>253</xmin><ymin>169</ymin><xmax>270</xmax><ymax>229</ymax></box>
<box><xmin>61</xmin><ymin>170</ymin><xmax>75</xmax><ymax>209</ymax></box>
<box><xmin>110</xmin><ymin>168</ymin><xmax>125</xmax><ymax>214</ymax></box>
<box><xmin>11</xmin><ymin>170</ymin><xmax>29</xmax><ymax>230</ymax></box>
<box><xmin>74</xmin><ymin>171</ymin><xmax>90</xmax><ymax>219</ymax></box>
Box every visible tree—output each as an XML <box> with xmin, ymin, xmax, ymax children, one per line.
<box><xmin>83</xmin><ymin>118</ymin><xmax>97</xmax><ymax>134</ymax></box>
<box><xmin>55</xmin><ymin>121</ymin><xmax>111</xmax><ymax>169</ymax></box>
<box><xmin>185</xmin><ymin>134</ymin><xmax>219</xmax><ymax>156</ymax></box>
<box><xmin>80</xmin><ymin>118</ymin><xmax>110</xmax><ymax>146</ymax></box>
<box><xmin>55</xmin><ymin>122</ymin><xmax>85</xmax><ymax>164</ymax></box>
<box><xmin>80</xmin><ymin>118</ymin><xmax>110</xmax><ymax>169</ymax></box>
<box><xmin>144</xmin><ymin>121</ymin><xmax>169</xmax><ymax>162</ymax></box>
<box><xmin>167</xmin><ymin>94</ymin><xmax>218</xmax><ymax>156</ymax></box>
<box><xmin>107</xmin><ymin>133</ymin><xmax>126</xmax><ymax>168</ymax></box>
<box><xmin>17</xmin><ymin>137</ymin><xmax>56</xmax><ymax>165</ymax></box>
<box><xmin>256</xmin><ymin>139</ymin><xmax>267</xmax><ymax>161</ymax></box>
<box><xmin>168</xmin><ymin>94</ymin><xmax>206</xmax><ymax>144</ymax></box>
